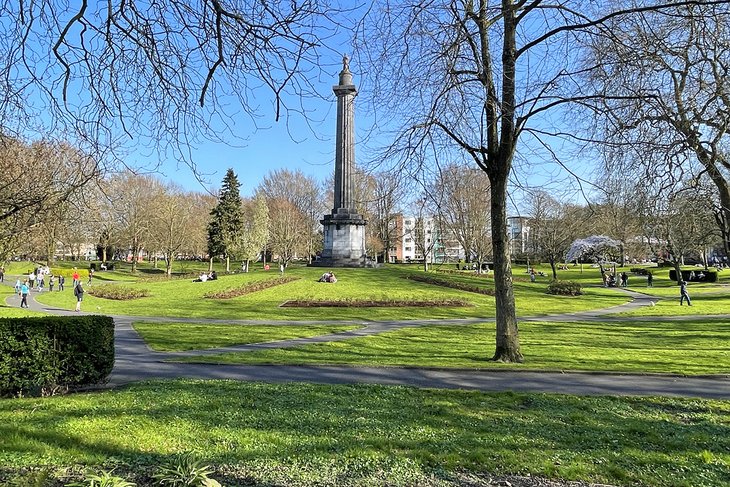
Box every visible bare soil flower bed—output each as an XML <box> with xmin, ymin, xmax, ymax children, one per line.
<box><xmin>205</xmin><ymin>276</ymin><xmax>300</xmax><ymax>299</ymax></box>
<box><xmin>404</xmin><ymin>274</ymin><xmax>495</xmax><ymax>296</ymax></box>
<box><xmin>280</xmin><ymin>298</ymin><xmax>471</xmax><ymax>307</ymax></box>
<box><xmin>87</xmin><ymin>285</ymin><xmax>151</xmax><ymax>300</ymax></box>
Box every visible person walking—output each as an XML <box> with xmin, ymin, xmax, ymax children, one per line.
<box><xmin>14</xmin><ymin>278</ymin><xmax>21</xmax><ymax>294</ymax></box>
<box><xmin>0</xmin><ymin>265</ymin><xmax>4</xmax><ymax>282</ymax></box>
<box><xmin>58</xmin><ymin>275</ymin><xmax>65</xmax><ymax>291</ymax></box>
<box><xmin>73</xmin><ymin>281</ymin><xmax>85</xmax><ymax>312</ymax></box>
<box><xmin>19</xmin><ymin>280</ymin><xmax>29</xmax><ymax>308</ymax></box>
<box><xmin>679</xmin><ymin>279</ymin><xmax>691</xmax><ymax>306</ymax></box>
<box><xmin>88</xmin><ymin>267</ymin><xmax>94</xmax><ymax>285</ymax></box>
<box><xmin>49</xmin><ymin>275</ymin><xmax>55</xmax><ymax>292</ymax></box>
<box><xmin>72</xmin><ymin>268</ymin><xmax>80</xmax><ymax>287</ymax></box>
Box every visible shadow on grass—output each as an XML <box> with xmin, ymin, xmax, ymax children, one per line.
<box><xmin>1</xmin><ymin>381</ymin><xmax>729</xmax><ymax>486</ymax></box>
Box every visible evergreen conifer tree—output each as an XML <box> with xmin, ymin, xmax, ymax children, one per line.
<box><xmin>207</xmin><ymin>168</ymin><xmax>243</xmax><ymax>272</ymax></box>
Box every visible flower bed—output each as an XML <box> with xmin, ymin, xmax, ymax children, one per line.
<box><xmin>87</xmin><ymin>285</ymin><xmax>151</xmax><ymax>300</ymax></box>
<box><xmin>403</xmin><ymin>274</ymin><xmax>495</xmax><ymax>295</ymax></box>
<box><xmin>205</xmin><ymin>276</ymin><xmax>300</xmax><ymax>299</ymax></box>
<box><xmin>280</xmin><ymin>298</ymin><xmax>471</xmax><ymax>307</ymax></box>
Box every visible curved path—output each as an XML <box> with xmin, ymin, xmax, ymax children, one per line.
<box><xmin>5</xmin><ymin>283</ymin><xmax>730</xmax><ymax>399</ymax></box>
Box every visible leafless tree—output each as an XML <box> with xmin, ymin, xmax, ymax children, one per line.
<box><xmin>266</xmin><ymin>197</ymin><xmax>309</xmax><ymax>265</ymax></box>
<box><xmin>148</xmin><ymin>183</ymin><xmax>202</xmax><ymax>276</ymax></box>
<box><xmin>0</xmin><ymin>137</ymin><xmax>98</xmax><ymax>262</ymax></box>
<box><xmin>108</xmin><ymin>171</ymin><xmax>161</xmax><ymax>272</ymax></box>
<box><xmin>433</xmin><ymin>164</ymin><xmax>492</xmax><ymax>269</ymax></box>
<box><xmin>259</xmin><ymin>169</ymin><xmax>324</xmax><ymax>262</ymax></box>
<box><xmin>353</xmin><ymin>168</ymin><xmax>403</xmax><ymax>263</ymax></box>
<box><xmin>0</xmin><ymin>1</ymin><xmax>341</xmax><ymax>175</ymax></box>
<box><xmin>236</xmin><ymin>194</ymin><xmax>269</xmax><ymax>272</ymax></box>
<box><xmin>355</xmin><ymin>0</ymin><xmax>730</xmax><ymax>362</ymax></box>
<box><xmin>639</xmin><ymin>182</ymin><xmax>719</xmax><ymax>279</ymax></box>
<box><xmin>526</xmin><ymin>190</ymin><xmax>589</xmax><ymax>279</ymax></box>
<box><xmin>586</xmin><ymin>2</ymin><xmax>730</xmax><ymax>256</ymax></box>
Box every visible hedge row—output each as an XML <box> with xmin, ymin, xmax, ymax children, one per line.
<box><xmin>0</xmin><ymin>315</ymin><xmax>115</xmax><ymax>397</ymax></box>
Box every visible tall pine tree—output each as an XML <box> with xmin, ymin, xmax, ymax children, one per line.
<box><xmin>207</xmin><ymin>169</ymin><xmax>243</xmax><ymax>272</ymax></box>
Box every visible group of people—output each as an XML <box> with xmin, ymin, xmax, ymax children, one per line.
<box><xmin>12</xmin><ymin>265</ymin><xmax>86</xmax><ymax>311</ymax></box>
<box><xmin>528</xmin><ymin>268</ymin><xmax>546</xmax><ymax>282</ymax></box>
<box><xmin>318</xmin><ymin>271</ymin><xmax>337</xmax><ymax>283</ymax></box>
<box><xmin>601</xmin><ymin>271</ymin><xmax>630</xmax><ymax>288</ymax></box>
<box><xmin>194</xmin><ymin>271</ymin><xmax>218</xmax><ymax>282</ymax></box>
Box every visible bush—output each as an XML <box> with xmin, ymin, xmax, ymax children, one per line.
<box><xmin>668</xmin><ymin>270</ymin><xmax>718</xmax><ymax>283</ymax></box>
<box><xmin>547</xmin><ymin>280</ymin><xmax>582</xmax><ymax>296</ymax></box>
<box><xmin>88</xmin><ymin>285</ymin><xmax>151</xmax><ymax>300</ymax></box>
<box><xmin>0</xmin><ymin>315</ymin><xmax>114</xmax><ymax>397</ymax></box>
<box><xmin>630</xmin><ymin>267</ymin><xmax>648</xmax><ymax>275</ymax></box>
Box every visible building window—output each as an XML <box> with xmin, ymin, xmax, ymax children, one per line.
<box><xmin>405</xmin><ymin>247</ymin><xmax>411</xmax><ymax>251</ymax></box>
<box><xmin>405</xmin><ymin>220</ymin><xmax>412</xmax><ymax>225</ymax></box>
<box><xmin>405</xmin><ymin>238</ymin><xmax>412</xmax><ymax>243</ymax></box>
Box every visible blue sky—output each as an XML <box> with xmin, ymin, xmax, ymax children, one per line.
<box><xmin>153</xmin><ymin>85</ymin><xmax>343</xmax><ymax>196</ymax></box>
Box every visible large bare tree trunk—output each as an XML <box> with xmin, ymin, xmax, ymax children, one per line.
<box><xmin>490</xmin><ymin>174</ymin><xmax>523</xmax><ymax>363</ymax></box>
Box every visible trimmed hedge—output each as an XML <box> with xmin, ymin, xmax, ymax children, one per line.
<box><xmin>668</xmin><ymin>270</ymin><xmax>718</xmax><ymax>283</ymax></box>
<box><xmin>547</xmin><ymin>280</ymin><xmax>583</xmax><ymax>296</ymax></box>
<box><xmin>0</xmin><ymin>315</ymin><xmax>114</xmax><ymax>397</ymax></box>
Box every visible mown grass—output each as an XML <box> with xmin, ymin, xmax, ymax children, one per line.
<box><xmin>0</xmin><ymin>380</ymin><xmax>728</xmax><ymax>487</ymax></box>
<box><xmin>173</xmin><ymin>320</ymin><xmax>730</xmax><ymax>375</ymax></box>
<box><xmin>30</xmin><ymin>265</ymin><xmax>630</xmax><ymax>320</ymax></box>
<box><xmin>0</xmin><ymin>285</ymin><xmax>47</xmax><ymax>318</ymax></box>
<box><xmin>132</xmin><ymin>322</ymin><xmax>362</xmax><ymax>351</ymax></box>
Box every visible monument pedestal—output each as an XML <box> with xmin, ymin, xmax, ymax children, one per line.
<box><xmin>313</xmin><ymin>211</ymin><xmax>367</xmax><ymax>267</ymax></box>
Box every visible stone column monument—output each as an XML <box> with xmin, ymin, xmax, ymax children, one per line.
<box><xmin>314</xmin><ymin>55</ymin><xmax>367</xmax><ymax>267</ymax></box>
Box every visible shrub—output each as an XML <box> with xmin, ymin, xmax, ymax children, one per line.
<box><xmin>0</xmin><ymin>315</ymin><xmax>114</xmax><ymax>397</ymax></box>
<box><xmin>66</xmin><ymin>469</ymin><xmax>136</xmax><ymax>487</ymax></box>
<box><xmin>88</xmin><ymin>285</ymin><xmax>151</xmax><ymax>300</ymax></box>
<box><xmin>630</xmin><ymin>267</ymin><xmax>648</xmax><ymax>275</ymax></box>
<box><xmin>546</xmin><ymin>279</ymin><xmax>583</xmax><ymax>296</ymax></box>
<box><xmin>153</xmin><ymin>453</ymin><xmax>220</xmax><ymax>486</ymax></box>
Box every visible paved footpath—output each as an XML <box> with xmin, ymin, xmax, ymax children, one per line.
<box><xmin>6</xmin><ymin>283</ymin><xmax>730</xmax><ymax>399</ymax></box>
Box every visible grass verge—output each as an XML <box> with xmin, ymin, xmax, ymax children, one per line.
<box><xmin>132</xmin><ymin>322</ymin><xmax>361</xmax><ymax>351</ymax></box>
<box><xmin>173</xmin><ymin>320</ymin><xmax>730</xmax><ymax>375</ymax></box>
<box><xmin>0</xmin><ymin>380</ymin><xmax>728</xmax><ymax>487</ymax></box>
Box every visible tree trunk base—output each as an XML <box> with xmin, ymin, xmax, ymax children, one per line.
<box><xmin>491</xmin><ymin>347</ymin><xmax>524</xmax><ymax>363</ymax></box>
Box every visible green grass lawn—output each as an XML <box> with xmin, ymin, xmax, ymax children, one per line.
<box><xmin>169</xmin><ymin>319</ymin><xmax>730</xmax><ymax>375</ymax></box>
<box><xmin>0</xmin><ymin>285</ymin><xmax>47</xmax><ymax>318</ymax></box>
<box><xmin>1</xmin><ymin>380</ymin><xmax>728</xmax><ymax>487</ymax></box>
<box><xmin>132</xmin><ymin>322</ymin><xmax>362</xmax><ymax>351</ymax></box>
<box><xmin>30</xmin><ymin>265</ymin><xmax>631</xmax><ymax>320</ymax></box>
